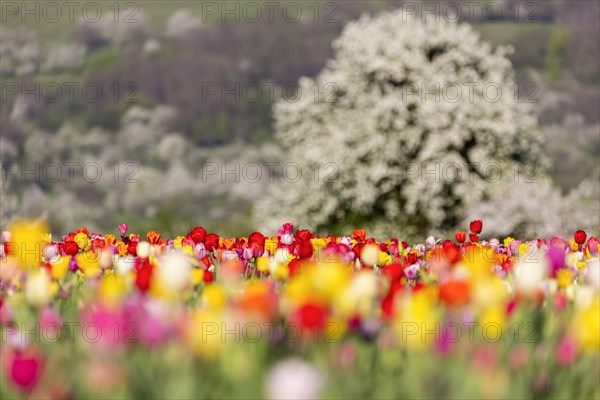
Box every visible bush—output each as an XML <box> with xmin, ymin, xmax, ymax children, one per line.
<box><xmin>257</xmin><ymin>10</ymin><xmax>547</xmax><ymax>238</ymax></box>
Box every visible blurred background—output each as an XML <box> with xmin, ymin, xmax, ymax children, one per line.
<box><xmin>1</xmin><ymin>0</ymin><xmax>599</xmax><ymax>238</ymax></box>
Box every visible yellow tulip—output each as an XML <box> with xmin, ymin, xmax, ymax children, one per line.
<box><xmin>191</xmin><ymin>269</ymin><xmax>204</xmax><ymax>286</ymax></box>
<box><xmin>25</xmin><ymin>269</ymin><xmax>51</xmax><ymax>305</ymax></box>
<box><xmin>51</xmin><ymin>256</ymin><xmax>70</xmax><ymax>280</ymax></box>
<box><xmin>8</xmin><ymin>220</ymin><xmax>49</xmax><ymax>269</ymax></box>
<box><xmin>74</xmin><ymin>232</ymin><xmax>90</xmax><ymax>251</ymax></box>
<box><xmin>256</xmin><ymin>257</ymin><xmax>270</xmax><ymax>273</ymax></box>
<box><xmin>76</xmin><ymin>252</ymin><xmax>101</xmax><ymax>278</ymax></box>
<box><xmin>203</xmin><ymin>284</ymin><xmax>227</xmax><ymax>310</ymax></box>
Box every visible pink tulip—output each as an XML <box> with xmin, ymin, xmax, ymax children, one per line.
<box><xmin>39</xmin><ymin>307</ymin><xmax>63</xmax><ymax>341</ymax></box>
<box><xmin>553</xmin><ymin>293</ymin><xmax>567</xmax><ymax>312</ymax></box>
<box><xmin>556</xmin><ymin>335</ymin><xmax>578</xmax><ymax>367</ymax></box>
<box><xmin>508</xmin><ymin>344</ymin><xmax>529</xmax><ymax>370</ymax></box>
<box><xmin>5</xmin><ymin>349</ymin><xmax>44</xmax><ymax>393</ymax></box>
<box><xmin>587</xmin><ymin>237</ymin><xmax>599</xmax><ymax>256</ymax></box>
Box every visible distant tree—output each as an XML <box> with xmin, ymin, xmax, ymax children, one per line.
<box><xmin>555</xmin><ymin>0</ymin><xmax>600</xmax><ymax>85</ymax></box>
<box><xmin>257</xmin><ymin>10</ymin><xmax>548</xmax><ymax>238</ymax></box>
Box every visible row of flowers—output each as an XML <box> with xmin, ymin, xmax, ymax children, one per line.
<box><xmin>0</xmin><ymin>220</ymin><xmax>599</xmax><ymax>398</ymax></box>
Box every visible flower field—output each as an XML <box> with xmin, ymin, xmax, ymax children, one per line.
<box><xmin>0</xmin><ymin>220</ymin><xmax>599</xmax><ymax>399</ymax></box>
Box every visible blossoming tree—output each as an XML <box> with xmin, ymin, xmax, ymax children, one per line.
<box><xmin>257</xmin><ymin>10</ymin><xmax>548</xmax><ymax>238</ymax></box>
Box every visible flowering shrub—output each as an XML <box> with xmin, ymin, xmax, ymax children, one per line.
<box><xmin>258</xmin><ymin>10</ymin><xmax>548</xmax><ymax>237</ymax></box>
<box><xmin>0</xmin><ymin>219</ymin><xmax>599</xmax><ymax>399</ymax></box>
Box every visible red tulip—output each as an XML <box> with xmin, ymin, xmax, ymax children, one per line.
<box><xmin>295</xmin><ymin>229</ymin><xmax>314</xmax><ymax>242</ymax></box>
<box><xmin>4</xmin><ymin>242</ymin><xmax>16</xmax><ymax>255</ymax></box>
<box><xmin>204</xmin><ymin>234</ymin><xmax>220</xmax><ymax>252</ymax></box>
<box><xmin>135</xmin><ymin>261</ymin><xmax>152</xmax><ymax>292</ymax></box>
<box><xmin>442</xmin><ymin>242</ymin><xmax>461</xmax><ymax>264</ymax></box>
<box><xmin>351</xmin><ymin>242</ymin><xmax>365</xmax><ymax>260</ymax></box>
<box><xmin>62</xmin><ymin>241</ymin><xmax>78</xmax><ymax>256</ymax></box>
<box><xmin>469</xmin><ymin>220</ymin><xmax>483</xmax><ymax>234</ymax></box>
<box><xmin>352</xmin><ymin>229</ymin><xmax>366</xmax><ymax>242</ymax></box>
<box><xmin>190</xmin><ymin>227</ymin><xmax>207</xmax><ymax>244</ymax></box>
<box><xmin>288</xmin><ymin>258</ymin><xmax>302</xmax><ymax>277</ymax></box>
<box><xmin>298</xmin><ymin>240</ymin><xmax>313</xmax><ymax>259</ymax></box>
<box><xmin>293</xmin><ymin>303</ymin><xmax>327</xmax><ymax>331</ymax></box>
<box><xmin>203</xmin><ymin>270</ymin><xmax>214</xmax><ymax>284</ymax></box>
<box><xmin>469</xmin><ymin>234</ymin><xmax>479</xmax><ymax>243</ymax></box>
<box><xmin>455</xmin><ymin>231</ymin><xmax>466</xmax><ymax>243</ymax></box>
<box><xmin>574</xmin><ymin>230</ymin><xmax>587</xmax><ymax>245</ymax></box>
<box><xmin>127</xmin><ymin>241</ymin><xmax>138</xmax><ymax>256</ymax></box>
<box><xmin>248</xmin><ymin>232</ymin><xmax>266</xmax><ymax>255</ymax></box>
<box><xmin>90</xmin><ymin>238</ymin><xmax>105</xmax><ymax>251</ymax></box>
<box><xmin>381</xmin><ymin>263</ymin><xmax>403</xmax><ymax>281</ymax></box>
<box><xmin>406</xmin><ymin>252</ymin><xmax>418</xmax><ymax>266</ymax></box>
<box><xmin>381</xmin><ymin>281</ymin><xmax>402</xmax><ymax>319</ymax></box>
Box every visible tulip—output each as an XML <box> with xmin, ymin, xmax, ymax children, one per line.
<box><xmin>514</xmin><ymin>254</ymin><xmax>548</xmax><ymax>297</ymax></box>
<box><xmin>585</xmin><ymin>259</ymin><xmax>600</xmax><ymax>290</ymax></box>
<box><xmin>266</xmin><ymin>358</ymin><xmax>324</xmax><ymax>400</ymax></box>
<box><xmin>292</xmin><ymin>302</ymin><xmax>328</xmax><ymax>333</ymax></box>
<box><xmin>62</xmin><ymin>241</ymin><xmax>78</xmax><ymax>256</ymax></box>
<box><xmin>587</xmin><ymin>237</ymin><xmax>599</xmax><ymax>256</ymax></box>
<box><xmin>135</xmin><ymin>261</ymin><xmax>153</xmax><ymax>292</ymax></box>
<box><xmin>280</xmin><ymin>233</ymin><xmax>294</xmax><ymax>245</ymax></box>
<box><xmin>42</xmin><ymin>244</ymin><xmax>59</xmax><ymax>262</ymax></box>
<box><xmin>556</xmin><ymin>335</ymin><xmax>578</xmax><ymax>367</ymax></box>
<box><xmin>136</xmin><ymin>241</ymin><xmax>151</xmax><ymax>259</ymax></box>
<box><xmin>25</xmin><ymin>270</ymin><xmax>51</xmax><ymax>306</ymax></box>
<box><xmin>360</xmin><ymin>244</ymin><xmax>380</xmax><ymax>267</ymax></box>
<box><xmin>8</xmin><ymin>220</ymin><xmax>49</xmax><ymax>269</ymax></box>
<box><xmin>574</xmin><ymin>230</ymin><xmax>587</xmax><ymax>245</ymax></box>
<box><xmin>352</xmin><ymin>229</ymin><xmax>366</xmax><ymax>242</ymax></box>
<box><xmin>508</xmin><ymin>344</ymin><xmax>529</xmax><ymax>370</ymax></box>
<box><xmin>189</xmin><ymin>227</ymin><xmax>207</xmax><ymax>244</ymax></box>
<box><xmin>546</xmin><ymin>246</ymin><xmax>565</xmax><ymax>277</ymax></box>
<box><xmin>469</xmin><ymin>220</ymin><xmax>483</xmax><ymax>234</ymax></box>
<box><xmin>146</xmin><ymin>230</ymin><xmax>161</xmax><ymax>245</ymax></box>
<box><xmin>157</xmin><ymin>252</ymin><xmax>192</xmax><ymax>292</ymax></box>
<box><xmin>6</xmin><ymin>349</ymin><xmax>44</xmax><ymax>393</ymax></box>
<box><xmin>439</xmin><ymin>279</ymin><xmax>470</xmax><ymax>307</ymax></box>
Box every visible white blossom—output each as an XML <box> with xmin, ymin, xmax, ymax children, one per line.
<box><xmin>256</xmin><ymin>10</ymin><xmax>547</xmax><ymax>237</ymax></box>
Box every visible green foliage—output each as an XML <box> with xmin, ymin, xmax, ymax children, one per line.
<box><xmin>192</xmin><ymin>113</ymin><xmax>230</xmax><ymax>146</ymax></box>
<box><xmin>474</xmin><ymin>22</ymin><xmax>556</xmax><ymax>74</ymax></box>
<box><xmin>84</xmin><ymin>48</ymin><xmax>121</xmax><ymax>74</ymax></box>
<box><xmin>545</xmin><ymin>28</ymin><xmax>570</xmax><ymax>84</ymax></box>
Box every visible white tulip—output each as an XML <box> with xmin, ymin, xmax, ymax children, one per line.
<box><xmin>116</xmin><ymin>256</ymin><xmax>135</xmax><ymax>275</ymax></box>
<box><xmin>266</xmin><ymin>358</ymin><xmax>324</xmax><ymax>400</ymax></box>
<box><xmin>585</xmin><ymin>259</ymin><xmax>600</xmax><ymax>291</ymax></box>
<box><xmin>137</xmin><ymin>241</ymin><xmax>151</xmax><ymax>259</ymax></box>
<box><xmin>514</xmin><ymin>255</ymin><xmax>548</xmax><ymax>296</ymax></box>
<box><xmin>360</xmin><ymin>244</ymin><xmax>380</xmax><ymax>266</ymax></box>
<box><xmin>158</xmin><ymin>252</ymin><xmax>191</xmax><ymax>291</ymax></box>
